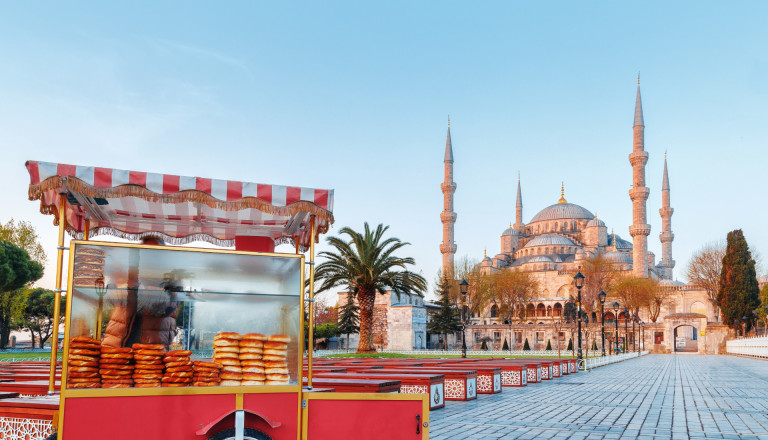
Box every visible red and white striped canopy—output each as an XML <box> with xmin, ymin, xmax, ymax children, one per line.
<box><xmin>26</xmin><ymin>160</ymin><xmax>334</xmax><ymax>249</ymax></box>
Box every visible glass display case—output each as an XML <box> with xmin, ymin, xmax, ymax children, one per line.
<box><xmin>64</xmin><ymin>241</ymin><xmax>304</xmax><ymax>391</ymax></box>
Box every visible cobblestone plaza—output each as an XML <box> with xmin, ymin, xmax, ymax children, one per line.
<box><xmin>430</xmin><ymin>355</ymin><xmax>768</xmax><ymax>439</ymax></box>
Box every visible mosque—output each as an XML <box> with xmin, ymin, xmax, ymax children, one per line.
<box><xmin>436</xmin><ymin>81</ymin><xmax>729</xmax><ymax>354</ymax></box>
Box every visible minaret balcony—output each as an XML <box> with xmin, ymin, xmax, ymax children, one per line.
<box><xmin>628</xmin><ymin>151</ymin><xmax>649</xmax><ymax>166</ymax></box>
<box><xmin>440</xmin><ymin>211</ymin><xmax>457</xmax><ymax>223</ymax></box>
<box><xmin>440</xmin><ymin>243</ymin><xmax>457</xmax><ymax>254</ymax></box>
<box><xmin>659</xmin><ymin>207</ymin><xmax>674</xmax><ymax>216</ymax></box>
<box><xmin>629</xmin><ymin>187</ymin><xmax>650</xmax><ymax>201</ymax></box>
<box><xmin>440</xmin><ymin>182</ymin><xmax>457</xmax><ymax>193</ymax></box>
<box><xmin>659</xmin><ymin>232</ymin><xmax>675</xmax><ymax>242</ymax></box>
<box><xmin>629</xmin><ymin>224</ymin><xmax>651</xmax><ymax>236</ymax></box>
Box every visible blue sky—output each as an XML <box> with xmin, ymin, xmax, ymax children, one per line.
<box><xmin>1</xmin><ymin>2</ymin><xmax>766</xmax><ymax>298</ymax></box>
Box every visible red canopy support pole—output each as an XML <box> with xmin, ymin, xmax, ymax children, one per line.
<box><xmin>48</xmin><ymin>193</ymin><xmax>67</xmax><ymax>394</ymax></box>
<box><xmin>307</xmin><ymin>216</ymin><xmax>316</xmax><ymax>389</ymax></box>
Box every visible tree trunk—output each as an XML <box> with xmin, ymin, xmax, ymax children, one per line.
<box><xmin>29</xmin><ymin>331</ymin><xmax>36</xmax><ymax>349</ymax></box>
<box><xmin>356</xmin><ymin>290</ymin><xmax>376</xmax><ymax>353</ymax></box>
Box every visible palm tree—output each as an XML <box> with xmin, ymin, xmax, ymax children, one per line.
<box><xmin>314</xmin><ymin>223</ymin><xmax>427</xmax><ymax>353</ymax></box>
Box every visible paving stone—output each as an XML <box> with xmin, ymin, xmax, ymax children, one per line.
<box><xmin>429</xmin><ymin>354</ymin><xmax>768</xmax><ymax>439</ymax></box>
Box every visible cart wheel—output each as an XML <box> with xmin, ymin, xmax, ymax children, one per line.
<box><xmin>207</xmin><ymin>428</ymin><xmax>272</xmax><ymax>440</ymax></box>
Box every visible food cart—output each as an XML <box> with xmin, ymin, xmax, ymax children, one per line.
<box><xmin>15</xmin><ymin>160</ymin><xmax>430</xmax><ymax>440</ymax></box>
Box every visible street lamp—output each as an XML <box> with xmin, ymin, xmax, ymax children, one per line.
<box><xmin>743</xmin><ymin>316</ymin><xmax>750</xmax><ymax>337</ymax></box>
<box><xmin>613</xmin><ymin>302</ymin><xmax>620</xmax><ymax>354</ymax></box>
<box><xmin>639</xmin><ymin>321</ymin><xmax>644</xmax><ymax>352</ymax></box>
<box><xmin>459</xmin><ymin>279</ymin><xmax>469</xmax><ymax>358</ymax></box>
<box><xmin>631</xmin><ymin>314</ymin><xmax>637</xmax><ymax>352</ymax></box>
<box><xmin>623</xmin><ymin>309</ymin><xmax>629</xmax><ymax>352</ymax></box>
<box><xmin>573</xmin><ymin>272</ymin><xmax>585</xmax><ymax>362</ymax></box>
<box><xmin>598</xmin><ymin>291</ymin><xmax>607</xmax><ymax>357</ymax></box>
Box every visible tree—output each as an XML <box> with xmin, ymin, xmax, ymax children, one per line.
<box><xmin>612</xmin><ymin>276</ymin><xmax>659</xmax><ymax>317</ymax></box>
<box><xmin>686</xmin><ymin>241</ymin><xmax>726</xmax><ymax>320</ymax></box>
<box><xmin>314</xmin><ymin>223</ymin><xmax>427</xmax><ymax>353</ymax></box>
<box><xmin>523</xmin><ymin>338</ymin><xmax>530</xmax><ymax>351</ymax></box>
<box><xmin>20</xmin><ymin>288</ymin><xmax>65</xmax><ymax>348</ymax></box>
<box><xmin>581</xmin><ymin>254</ymin><xmax>621</xmax><ymax>317</ymax></box>
<box><xmin>567</xmin><ymin>338</ymin><xmax>573</xmax><ymax>352</ymax></box>
<box><xmin>759</xmin><ymin>284</ymin><xmax>768</xmax><ymax>331</ymax></box>
<box><xmin>489</xmin><ymin>270</ymin><xmax>538</xmax><ymax>325</ymax></box>
<box><xmin>0</xmin><ymin>241</ymin><xmax>44</xmax><ymax>348</ymax></box>
<box><xmin>337</xmin><ymin>294</ymin><xmax>359</xmax><ymax>350</ymax></box>
<box><xmin>502</xmin><ymin>338</ymin><xmax>509</xmax><ymax>351</ymax></box>
<box><xmin>545</xmin><ymin>340</ymin><xmax>552</xmax><ymax>351</ymax></box>
<box><xmin>426</xmin><ymin>277</ymin><xmax>461</xmax><ymax>349</ymax></box>
<box><xmin>717</xmin><ymin>230</ymin><xmax>760</xmax><ymax>332</ymax></box>
<box><xmin>0</xmin><ymin>219</ymin><xmax>47</xmax><ymax>265</ymax></box>
<box><xmin>480</xmin><ymin>339</ymin><xmax>488</xmax><ymax>350</ymax></box>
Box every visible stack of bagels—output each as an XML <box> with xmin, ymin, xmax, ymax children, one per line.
<box><xmin>213</xmin><ymin>332</ymin><xmax>243</xmax><ymax>386</ymax></box>
<box><xmin>132</xmin><ymin>343</ymin><xmax>165</xmax><ymax>387</ymax></box>
<box><xmin>239</xmin><ymin>334</ymin><xmax>266</xmax><ymax>385</ymax></box>
<box><xmin>162</xmin><ymin>350</ymin><xmax>193</xmax><ymax>387</ymax></box>
<box><xmin>99</xmin><ymin>346</ymin><xmax>134</xmax><ymax>388</ymax></box>
<box><xmin>72</xmin><ymin>247</ymin><xmax>106</xmax><ymax>287</ymax></box>
<box><xmin>264</xmin><ymin>335</ymin><xmax>290</xmax><ymax>385</ymax></box>
<box><xmin>192</xmin><ymin>361</ymin><xmax>221</xmax><ymax>386</ymax></box>
<box><xmin>67</xmin><ymin>336</ymin><xmax>101</xmax><ymax>389</ymax></box>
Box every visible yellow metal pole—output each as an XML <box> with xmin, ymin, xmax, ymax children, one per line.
<box><xmin>48</xmin><ymin>193</ymin><xmax>67</xmax><ymax>394</ymax></box>
<box><xmin>307</xmin><ymin>216</ymin><xmax>316</xmax><ymax>388</ymax></box>
<box><xmin>83</xmin><ymin>219</ymin><xmax>90</xmax><ymax>240</ymax></box>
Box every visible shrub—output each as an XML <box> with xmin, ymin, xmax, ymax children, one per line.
<box><xmin>502</xmin><ymin>338</ymin><xmax>509</xmax><ymax>351</ymax></box>
<box><xmin>545</xmin><ymin>340</ymin><xmax>552</xmax><ymax>351</ymax></box>
<box><xmin>523</xmin><ymin>338</ymin><xmax>531</xmax><ymax>351</ymax></box>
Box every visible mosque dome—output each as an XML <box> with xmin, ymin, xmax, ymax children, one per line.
<box><xmin>586</xmin><ymin>217</ymin><xmax>606</xmax><ymax>228</ymax></box>
<box><xmin>524</xmin><ymin>234</ymin><xmax>576</xmax><ymax>248</ymax></box>
<box><xmin>502</xmin><ymin>227</ymin><xmax>519</xmax><ymax>236</ymax></box>
<box><xmin>529</xmin><ymin>202</ymin><xmax>594</xmax><ymax>223</ymax></box>
<box><xmin>608</xmin><ymin>234</ymin><xmax>633</xmax><ymax>250</ymax></box>
<box><xmin>604</xmin><ymin>251</ymin><xmax>633</xmax><ymax>264</ymax></box>
<box><xmin>527</xmin><ymin>256</ymin><xmax>553</xmax><ymax>263</ymax></box>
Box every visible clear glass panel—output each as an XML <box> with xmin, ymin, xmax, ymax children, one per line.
<box><xmin>66</xmin><ymin>242</ymin><xmax>302</xmax><ymax>390</ymax></box>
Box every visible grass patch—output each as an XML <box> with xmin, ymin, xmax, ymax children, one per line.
<box><xmin>0</xmin><ymin>352</ymin><xmax>56</xmax><ymax>360</ymax></box>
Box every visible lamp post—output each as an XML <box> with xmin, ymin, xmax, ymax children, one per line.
<box><xmin>613</xmin><ymin>302</ymin><xmax>620</xmax><ymax>354</ymax></box>
<box><xmin>743</xmin><ymin>316</ymin><xmax>750</xmax><ymax>337</ymax></box>
<box><xmin>573</xmin><ymin>272</ymin><xmax>585</xmax><ymax>362</ymax></box>
<box><xmin>631</xmin><ymin>314</ymin><xmax>637</xmax><ymax>352</ymax></box>
<box><xmin>623</xmin><ymin>309</ymin><xmax>629</xmax><ymax>352</ymax></box>
<box><xmin>459</xmin><ymin>279</ymin><xmax>469</xmax><ymax>358</ymax></box>
<box><xmin>598</xmin><ymin>291</ymin><xmax>607</xmax><ymax>357</ymax></box>
<box><xmin>753</xmin><ymin>310</ymin><xmax>760</xmax><ymax>337</ymax></box>
<box><xmin>639</xmin><ymin>321</ymin><xmax>644</xmax><ymax>352</ymax></box>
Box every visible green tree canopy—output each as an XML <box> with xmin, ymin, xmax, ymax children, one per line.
<box><xmin>0</xmin><ymin>219</ymin><xmax>47</xmax><ymax>265</ymax></box>
<box><xmin>0</xmin><ymin>241</ymin><xmax>44</xmax><ymax>348</ymax></box>
<box><xmin>20</xmin><ymin>287</ymin><xmax>64</xmax><ymax>348</ymax></box>
<box><xmin>337</xmin><ymin>293</ymin><xmax>359</xmax><ymax>350</ymax></box>
<box><xmin>314</xmin><ymin>223</ymin><xmax>427</xmax><ymax>353</ymax></box>
<box><xmin>426</xmin><ymin>277</ymin><xmax>461</xmax><ymax>349</ymax></box>
<box><xmin>717</xmin><ymin>230</ymin><xmax>760</xmax><ymax>331</ymax></box>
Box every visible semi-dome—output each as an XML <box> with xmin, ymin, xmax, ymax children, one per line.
<box><xmin>604</xmin><ymin>250</ymin><xmax>633</xmax><ymax>264</ymax></box>
<box><xmin>524</xmin><ymin>234</ymin><xmax>576</xmax><ymax>248</ymax></box>
<box><xmin>527</xmin><ymin>256</ymin><xmax>553</xmax><ymax>263</ymax></box>
<box><xmin>502</xmin><ymin>227</ymin><xmax>519</xmax><ymax>236</ymax></box>
<box><xmin>529</xmin><ymin>202</ymin><xmax>594</xmax><ymax>223</ymax></box>
<box><xmin>608</xmin><ymin>234</ymin><xmax>633</xmax><ymax>250</ymax></box>
<box><xmin>586</xmin><ymin>217</ymin><xmax>606</xmax><ymax>227</ymax></box>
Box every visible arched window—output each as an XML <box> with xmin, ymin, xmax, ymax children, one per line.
<box><xmin>526</xmin><ymin>303</ymin><xmax>535</xmax><ymax>317</ymax></box>
<box><xmin>490</xmin><ymin>305</ymin><xmax>498</xmax><ymax>318</ymax></box>
<box><xmin>604</xmin><ymin>312</ymin><xmax>616</xmax><ymax>322</ymax></box>
<box><xmin>554</xmin><ymin>222</ymin><xmax>559</xmax><ymax>231</ymax></box>
<box><xmin>553</xmin><ymin>303</ymin><xmax>563</xmax><ymax>317</ymax></box>
<box><xmin>537</xmin><ymin>303</ymin><xmax>546</xmax><ymax>317</ymax></box>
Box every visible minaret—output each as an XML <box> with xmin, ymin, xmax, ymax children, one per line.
<box><xmin>440</xmin><ymin>118</ymin><xmax>457</xmax><ymax>277</ymax></box>
<box><xmin>513</xmin><ymin>173</ymin><xmax>523</xmax><ymax>231</ymax></box>
<box><xmin>629</xmin><ymin>76</ymin><xmax>651</xmax><ymax>278</ymax></box>
<box><xmin>659</xmin><ymin>153</ymin><xmax>675</xmax><ymax>279</ymax></box>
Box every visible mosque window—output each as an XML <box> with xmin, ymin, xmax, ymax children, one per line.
<box><xmin>537</xmin><ymin>303</ymin><xmax>546</xmax><ymax>317</ymax></box>
<box><xmin>554</xmin><ymin>222</ymin><xmax>558</xmax><ymax>231</ymax></box>
<box><xmin>490</xmin><ymin>305</ymin><xmax>498</xmax><ymax>318</ymax></box>
<box><xmin>553</xmin><ymin>303</ymin><xmax>563</xmax><ymax>317</ymax></box>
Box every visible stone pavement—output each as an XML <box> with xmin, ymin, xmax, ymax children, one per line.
<box><xmin>429</xmin><ymin>355</ymin><xmax>768</xmax><ymax>439</ymax></box>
